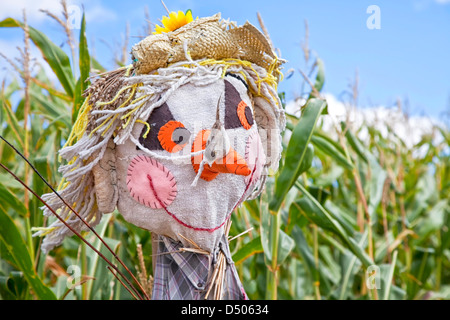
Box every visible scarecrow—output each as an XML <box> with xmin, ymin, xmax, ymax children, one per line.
<box><xmin>34</xmin><ymin>10</ymin><xmax>285</xmax><ymax>300</ymax></box>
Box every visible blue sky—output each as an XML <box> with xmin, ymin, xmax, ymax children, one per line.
<box><xmin>0</xmin><ymin>0</ymin><xmax>449</xmax><ymax>119</ymax></box>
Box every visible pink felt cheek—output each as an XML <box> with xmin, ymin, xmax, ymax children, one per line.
<box><xmin>127</xmin><ymin>155</ymin><xmax>177</xmax><ymax>209</ymax></box>
<box><xmin>245</xmin><ymin>131</ymin><xmax>266</xmax><ymax>185</ymax></box>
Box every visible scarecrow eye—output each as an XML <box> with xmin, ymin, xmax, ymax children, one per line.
<box><xmin>224</xmin><ymin>79</ymin><xmax>254</xmax><ymax>130</ymax></box>
<box><xmin>236</xmin><ymin>100</ymin><xmax>253</xmax><ymax>130</ymax></box>
<box><xmin>158</xmin><ymin>121</ymin><xmax>190</xmax><ymax>153</ymax></box>
<box><xmin>138</xmin><ymin>102</ymin><xmax>175</xmax><ymax>151</ymax></box>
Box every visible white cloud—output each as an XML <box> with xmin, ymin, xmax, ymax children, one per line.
<box><xmin>0</xmin><ymin>0</ymin><xmax>117</xmax><ymax>26</ymax></box>
<box><xmin>0</xmin><ymin>0</ymin><xmax>65</xmax><ymax>24</ymax></box>
<box><xmin>286</xmin><ymin>93</ymin><xmax>445</xmax><ymax>152</ymax></box>
<box><xmin>0</xmin><ymin>0</ymin><xmax>116</xmax><ymax>82</ymax></box>
<box><xmin>414</xmin><ymin>0</ymin><xmax>450</xmax><ymax>11</ymax></box>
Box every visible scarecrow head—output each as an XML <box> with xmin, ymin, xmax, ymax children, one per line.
<box><xmin>35</xmin><ymin>12</ymin><xmax>285</xmax><ymax>253</ymax></box>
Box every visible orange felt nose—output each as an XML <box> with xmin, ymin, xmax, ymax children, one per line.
<box><xmin>191</xmin><ymin>130</ymin><xmax>251</xmax><ymax>182</ymax></box>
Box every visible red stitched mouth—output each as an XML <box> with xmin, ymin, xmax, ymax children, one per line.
<box><xmin>146</xmin><ymin>162</ymin><xmax>257</xmax><ymax>233</ymax></box>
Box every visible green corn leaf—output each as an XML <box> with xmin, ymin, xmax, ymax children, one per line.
<box><xmin>314</xmin><ymin>58</ymin><xmax>325</xmax><ymax>93</ymax></box>
<box><xmin>270</xmin><ymin>98</ymin><xmax>326</xmax><ymax>213</ymax></box>
<box><xmin>73</xmin><ymin>78</ymin><xmax>83</xmax><ymax>125</ymax></box>
<box><xmin>85</xmin><ymin>214</ymin><xmax>113</xmax><ymax>299</ymax></box>
<box><xmin>295</xmin><ymin>197</ymin><xmax>337</xmax><ymax>233</ymax></box>
<box><xmin>382</xmin><ymin>250</ymin><xmax>398</xmax><ymax>300</ymax></box>
<box><xmin>1</xmin><ymin>99</ymin><xmax>24</xmax><ymax>149</ymax></box>
<box><xmin>295</xmin><ymin>182</ymin><xmax>373</xmax><ymax>268</ymax></box>
<box><xmin>260</xmin><ymin>180</ymin><xmax>273</xmax><ymax>262</ymax></box>
<box><xmin>366</xmin><ymin>155</ymin><xmax>387</xmax><ymax>221</ymax></box>
<box><xmin>276</xmin><ymin>230</ymin><xmax>295</xmax><ymax>265</ymax></box>
<box><xmin>407</xmin><ymin>248</ymin><xmax>435</xmax><ymax>299</ymax></box>
<box><xmin>307</xmin><ymin>58</ymin><xmax>325</xmax><ymax>100</ymax></box>
<box><xmin>340</xmin><ymin>122</ymin><xmax>387</xmax><ymax>220</ymax></box>
<box><xmin>311</xmin><ymin>133</ymin><xmax>353</xmax><ymax>170</ymax></box>
<box><xmin>341</xmin><ymin>122</ymin><xmax>368</xmax><ymax>163</ymax></box>
<box><xmin>416</xmin><ymin>200</ymin><xmax>448</xmax><ymax>239</ymax></box>
<box><xmin>73</xmin><ymin>13</ymin><xmax>90</xmax><ymax>124</ymax></box>
<box><xmin>0</xmin><ymin>18</ymin><xmax>75</xmax><ymax>98</ymax></box>
<box><xmin>79</xmin><ymin>13</ymin><xmax>90</xmax><ymax>92</ymax></box>
<box><xmin>0</xmin><ymin>205</ymin><xmax>56</xmax><ymax>300</ymax></box>
<box><xmin>337</xmin><ymin>250</ymin><xmax>362</xmax><ymax>300</ymax></box>
<box><xmin>261</xmin><ymin>181</ymin><xmax>300</xmax><ymax>267</ymax></box>
<box><xmin>0</xmin><ymin>184</ymin><xmax>27</xmax><ymax>217</ymax></box>
<box><xmin>30</xmin><ymin>91</ymin><xmax>71</xmax><ymax>128</ymax></box>
<box><xmin>291</xmin><ymin>226</ymin><xmax>322</xmax><ymax>289</ymax></box>
<box><xmin>232</xmin><ymin>236</ymin><xmax>263</xmax><ymax>265</ymax></box>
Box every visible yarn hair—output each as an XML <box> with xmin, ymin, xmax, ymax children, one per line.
<box><xmin>34</xmin><ymin>57</ymin><xmax>285</xmax><ymax>253</ymax></box>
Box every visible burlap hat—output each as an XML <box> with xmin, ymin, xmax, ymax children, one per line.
<box><xmin>131</xmin><ymin>13</ymin><xmax>283</xmax><ymax>76</ymax></box>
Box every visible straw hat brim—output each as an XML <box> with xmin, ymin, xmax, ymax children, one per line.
<box><xmin>131</xmin><ymin>13</ymin><xmax>283</xmax><ymax>75</ymax></box>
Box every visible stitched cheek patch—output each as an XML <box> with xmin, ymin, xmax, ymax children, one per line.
<box><xmin>245</xmin><ymin>131</ymin><xmax>266</xmax><ymax>185</ymax></box>
<box><xmin>127</xmin><ymin>155</ymin><xmax>177</xmax><ymax>209</ymax></box>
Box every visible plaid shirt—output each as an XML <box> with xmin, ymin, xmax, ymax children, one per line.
<box><xmin>152</xmin><ymin>234</ymin><xmax>247</xmax><ymax>300</ymax></box>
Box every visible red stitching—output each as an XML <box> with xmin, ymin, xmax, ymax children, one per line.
<box><xmin>146</xmin><ymin>155</ymin><xmax>257</xmax><ymax>233</ymax></box>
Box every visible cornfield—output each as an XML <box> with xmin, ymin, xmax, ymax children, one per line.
<box><xmin>0</xmin><ymin>4</ymin><xmax>448</xmax><ymax>300</ymax></box>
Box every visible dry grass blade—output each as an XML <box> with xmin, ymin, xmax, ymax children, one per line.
<box><xmin>256</xmin><ymin>12</ymin><xmax>274</xmax><ymax>51</ymax></box>
<box><xmin>144</xmin><ymin>6</ymin><xmax>153</xmax><ymax>35</ymax></box>
<box><xmin>301</xmin><ymin>19</ymin><xmax>310</xmax><ymax>64</ymax></box>
<box><xmin>136</xmin><ymin>244</ymin><xmax>153</xmax><ymax>298</ymax></box>
<box><xmin>204</xmin><ymin>219</ymin><xmax>233</xmax><ymax>300</ymax></box>
<box><xmin>298</xmin><ymin>67</ymin><xmax>321</xmax><ymax>99</ymax></box>
<box><xmin>388</xmin><ymin>229</ymin><xmax>417</xmax><ymax>253</ymax></box>
<box><xmin>60</xmin><ymin>275</ymin><xmax>96</xmax><ymax>300</ymax></box>
<box><xmin>17</xmin><ymin>10</ymin><xmax>32</xmax><ymax>225</ymax></box>
<box><xmin>45</xmin><ymin>256</ymin><xmax>69</xmax><ymax>277</ymax></box>
<box><xmin>176</xmin><ymin>234</ymin><xmax>210</xmax><ymax>255</ymax></box>
<box><xmin>228</xmin><ymin>227</ymin><xmax>254</xmax><ymax>242</ymax></box>
<box><xmin>160</xmin><ymin>0</ymin><xmax>171</xmax><ymax>15</ymax></box>
<box><xmin>40</xmin><ymin>0</ymin><xmax>76</xmax><ymax>65</ymax></box>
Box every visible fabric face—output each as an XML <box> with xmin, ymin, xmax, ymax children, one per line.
<box><xmin>115</xmin><ymin>75</ymin><xmax>266</xmax><ymax>252</ymax></box>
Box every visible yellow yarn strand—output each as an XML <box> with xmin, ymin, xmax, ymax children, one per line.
<box><xmin>89</xmin><ymin>85</ymin><xmax>145</xmax><ymax>137</ymax></box>
<box><xmin>63</xmin><ymin>95</ymin><xmax>92</xmax><ymax>152</ymax></box>
<box><xmin>95</xmin><ymin>84</ymin><xmax>135</xmax><ymax>107</ymax></box>
<box><xmin>30</xmin><ymin>226</ymin><xmax>57</xmax><ymax>237</ymax></box>
<box><xmin>136</xmin><ymin>119</ymin><xmax>151</xmax><ymax>138</ymax></box>
<box><xmin>197</xmin><ymin>58</ymin><xmax>281</xmax><ymax>98</ymax></box>
<box><xmin>120</xmin><ymin>97</ymin><xmax>149</xmax><ymax>122</ymax></box>
<box><xmin>125</xmin><ymin>64</ymin><xmax>134</xmax><ymax>77</ymax></box>
<box><xmin>99</xmin><ymin>114</ymin><xmax>119</xmax><ymax>137</ymax></box>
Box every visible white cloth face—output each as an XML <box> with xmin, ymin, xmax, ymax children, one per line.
<box><xmin>114</xmin><ymin>75</ymin><xmax>266</xmax><ymax>252</ymax></box>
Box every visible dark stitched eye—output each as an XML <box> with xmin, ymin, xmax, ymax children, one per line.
<box><xmin>138</xmin><ymin>102</ymin><xmax>175</xmax><ymax>151</ymax></box>
<box><xmin>224</xmin><ymin>79</ymin><xmax>253</xmax><ymax>130</ymax></box>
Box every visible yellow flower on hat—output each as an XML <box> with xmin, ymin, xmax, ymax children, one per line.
<box><xmin>153</xmin><ymin>10</ymin><xmax>194</xmax><ymax>34</ymax></box>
